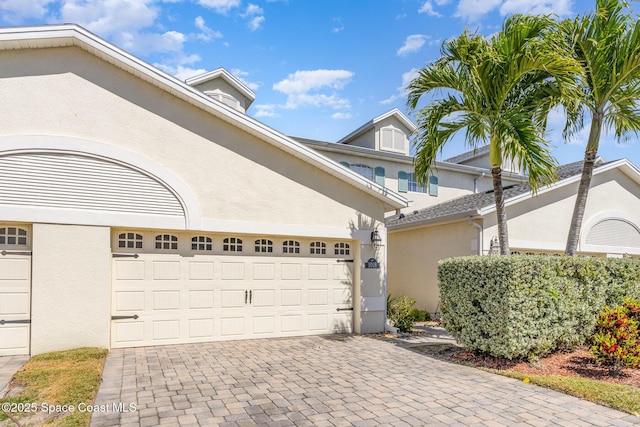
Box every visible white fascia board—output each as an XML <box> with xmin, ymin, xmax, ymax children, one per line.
<box><xmin>477</xmin><ymin>159</ymin><xmax>639</xmax><ymax>216</ymax></box>
<box><xmin>0</xmin><ymin>24</ymin><xmax>407</xmax><ymax>211</ymax></box>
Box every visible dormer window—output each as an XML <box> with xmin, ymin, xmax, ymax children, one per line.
<box><xmin>380</xmin><ymin>126</ymin><xmax>408</xmax><ymax>154</ymax></box>
<box><xmin>349</xmin><ymin>164</ymin><xmax>374</xmax><ymax>181</ymax></box>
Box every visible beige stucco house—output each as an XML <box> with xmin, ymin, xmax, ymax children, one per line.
<box><xmin>386</xmin><ymin>158</ymin><xmax>640</xmax><ymax>314</ymax></box>
<box><xmin>0</xmin><ymin>24</ymin><xmax>409</xmax><ymax>356</ymax></box>
<box><xmin>295</xmin><ymin>115</ymin><xmax>640</xmax><ymax>316</ymax></box>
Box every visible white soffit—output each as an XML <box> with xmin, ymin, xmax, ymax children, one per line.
<box><xmin>0</xmin><ymin>24</ymin><xmax>408</xmax><ymax>211</ymax></box>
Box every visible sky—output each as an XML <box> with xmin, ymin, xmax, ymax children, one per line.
<box><xmin>1</xmin><ymin>0</ymin><xmax>638</xmax><ymax>166</ymax></box>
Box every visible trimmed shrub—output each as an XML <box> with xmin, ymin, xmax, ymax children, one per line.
<box><xmin>438</xmin><ymin>256</ymin><xmax>640</xmax><ymax>360</ymax></box>
<box><xmin>590</xmin><ymin>298</ymin><xmax>640</xmax><ymax>372</ymax></box>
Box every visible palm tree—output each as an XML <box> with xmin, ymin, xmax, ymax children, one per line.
<box><xmin>407</xmin><ymin>14</ymin><xmax>579</xmax><ymax>255</ymax></box>
<box><xmin>563</xmin><ymin>0</ymin><xmax>640</xmax><ymax>255</ymax></box>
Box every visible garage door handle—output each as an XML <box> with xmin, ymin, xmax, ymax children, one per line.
<box><xmin>111</xmin><ymin>315</ymin><xmax>139</xmax><ymax>320</ymax></box>
<box><xmin>0</xmin><ymin>319</ymin><xmax>31</xmax><ymax>324</ymax></box>
<box><xmin>249</xmin><ymin>290</ymin><xmax>252</xmax><ymax>304</ymax></box>
<box><xmin>336</xmin><ymin>308</ymin><xmax>353</xmax><ymax>312</ymax></box>
<box><xmin>245</xmin><ymin>290</ymin><xmax>248</xmax><ymax>304</ymax></box>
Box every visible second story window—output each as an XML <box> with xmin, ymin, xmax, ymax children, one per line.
<box><xmin>407</xmin><ymin>173</ymin><xmax>427</xmax><ymax>193</ymax></box>
<box><xmin>350</xmin><ymin>164</ymin><xmax>374</xmax><ymax>181</ymax></box>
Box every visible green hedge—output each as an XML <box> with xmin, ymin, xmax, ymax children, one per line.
<box><xmin>438</xmin><ymin>256</ymin><xmax>640</xmax><ymax>360</ymax></box>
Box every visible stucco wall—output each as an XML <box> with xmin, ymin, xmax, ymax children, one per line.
<box><xmin>388</xmin><ymin>221</ymin><xmax>477</xmax><ymax>314</ymax></box>
<box><xmin>483</xmin><ymin>168</ymin><xmax>640</xmax><ymax>254</ymax></box>
<box><xmin>31</xmin><ymin>224</ymin><xmax>111</xmax><ymax>354</ymax></box>
<box><xmin>0</xmin><ymin>47</ymin><xmax>385</xmax><ymax>231</ymax></box>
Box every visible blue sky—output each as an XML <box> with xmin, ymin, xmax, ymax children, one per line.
<box><xmin>1</xmin><ymin>0</ymin><xmax>638</xmax><ymax>166</ymax></box>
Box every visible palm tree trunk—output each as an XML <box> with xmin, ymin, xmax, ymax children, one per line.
<box><xmin>565</xmin><ymin>114</ymin><xmax>603</xmax><ymax>256</ymax></box>
<box><xmin>491</xmin><ymin>166</ymin><xmax>510</xmax><ymax>255</ymax></box>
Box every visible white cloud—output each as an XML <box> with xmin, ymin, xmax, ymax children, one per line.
<box><xmin>273</xmin><ymin>69</ymin><xmax>354</xmax><ymax>109</ymax></box>
<box><xmin>397</xmin><ymin>34</ymin><xmax>427</xmax><ymax>56</ymax></box>
<box><xmin>242</xmin><ymin>4</ymin><xmax>265</xmax><ymax>31</ymax></box>
<box><xmin>198</xmin><ymin>0</ymin><xmax>240</xmax><ymax>14</ymax></box>
<box><xmin>332</xmin><ymin>17</ymin><xmax>344</xmax><ymax>33</ymax></box>
<box><xmin>195</xmin><ymin>16</ymin><xmax>223</xmax><ymax>42</ymax></box>
<box><xmin>156</xmin><ymin>64</ymin><xmax>207</xmax><ymax>81</ymax></box>
<box><xmin>247</xmin><ymin>15</ymin><xmax>265</xmax><ymax>31</ymax></box>
<box><xmin>60</xmin><ymin>0</ymin><xmax>158</xmax><ymax>38</ymax></box>
<box><xmin>418</xmin><ymin>1</ymin><xmax>441</xmax><ymax>17</ymax></box>
<box><xmin>0</xmin><ymin>0</ymin><xmax>54</xmax><ymax>23</ymax></box>
<box><xmin>499</xmin><ymin>0</ymin><xmax>573</xmax><ymax>16</ymax></box>
<box><xmin>254</xmin><ymin>104</ymin><xmax>279</xmax><ymax>118</ymax></box>
<box><xmin>454</xmin><ymin>0</ymin><xmax>573</xmax><ymax>22</ymax></box>
<box><xmin>381</xmin><ymin>68</ymin><xmax>419</xmax><ymax>105</ymax></box>
<box><xmin>331</xmin><ymin>112</ymin><xmax>353</xmax><ymax>120</ymax></box>
<box><xmin>231</xmin><ymin>68</ymin><xmax>260</xmax><ymax>91</ymax></box>
<box><xmin>454</xmin><ymin>0</ymin><xmax>501</xmax><ymax>22</ymax></box>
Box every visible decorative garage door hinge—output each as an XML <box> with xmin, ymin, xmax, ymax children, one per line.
<box><xmin>111</xmin><ymin>315</ymin><xmax>139</xmax><ymax>320</ymax></box>
<box><xmin>112</xmin><ymin>253</ymin><xmax>140</xmax><ymax>258</ymax></box>
<box><xmin>0</xmin><ymin>319</ymin><xmax>31</xmax><ymax>324</ymax></box>
<box><xmin>0</xmin><ymin>250</ymin><xmax>32</xmax><ymax>256</ymax></box>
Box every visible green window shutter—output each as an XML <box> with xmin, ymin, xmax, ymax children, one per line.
<box><xmin>374</xmin><ymin>167</ymin><xmax>385</xmax><ymax>186</ymax></box>
<box><xmin>398</xmin><ymin>171</ymin><xmax>408</xmax><ymax>193</ymax></box>
<box><xmin>429</xmin><ymin>176</ymin><xmax>438</xmax><ymax>196</ymax></box>
<box><xmin>339</xmin><ymin>161</ymin><xmax>350</xmax><ymax>168</ymax></box>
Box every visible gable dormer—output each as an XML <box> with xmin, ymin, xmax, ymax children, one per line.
<box><xmin>185</xmin><ymin>68</ymin><xmax>255</xmax><ymax>114</ymax></box>
<box><xmin>337</xmin><ymin>109</ymin><xmax>415</xmax><ymax>156</ymax></box>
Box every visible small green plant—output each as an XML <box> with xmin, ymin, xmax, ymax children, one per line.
<box><xmin>387</xmin><ymin>293</ymin><xmax>416</xmax><ymax>333</ymax></box>
<box><xmin>409</xmin><ymin>308</ymin><xmax>431</xmax><ymax>322</ymax></box>
<box><xmin>590</xmin><ymin>298</ymin><xmax>640</xmax><ymax>373</ymax></box>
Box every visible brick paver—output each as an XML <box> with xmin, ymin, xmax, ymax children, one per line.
<box><xmin>90</xmin><ymin>335</ymin><xmax>640</xmax><ymax>426</ymax></box>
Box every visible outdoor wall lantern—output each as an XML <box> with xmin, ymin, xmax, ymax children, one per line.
<box><xmin>371</xmin><ymin>229</ymin><xmax>382</xmax><ymax>249</ymax></box>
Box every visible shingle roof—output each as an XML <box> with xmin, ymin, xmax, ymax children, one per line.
<box><xmin>386</xmin><ymin>159</ymin><xmax>602</xmax><ymax>229</ymax></box>
<box><xmin>443</xmin><ymin>145</ymin><xmax>490</xmax><ymax>164</ymax></box>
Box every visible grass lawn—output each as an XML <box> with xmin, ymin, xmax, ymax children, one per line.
<box><xmin>0</xmin><ymin>347</ymin><xmax>107</xmax><ymax>427</ymax></box>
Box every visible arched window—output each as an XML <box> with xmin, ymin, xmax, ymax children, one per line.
<box><xmin>118</xmin><ymin>232</ymin><xmax>142</xmax><ymax>249</ymax></box>
<box><xmin>155</xmin><ymin>234</ymin><xmax>178</xmax><ymax>250</ymax></box>
<box><xmin>310</xmin><ymin>241</ymin><xmax>327</xmax><ymax>255</ymax></box>
<box><xmin>334</xmin><ymin>242</ymin><xmax>350</xmax><ymax>255</ymax></box>
<box><xmin>223</xmin><ymin>237</ymin><xmax>243</xmax><ymax>252</ymax></box>
<box><xmin>407</xmin><ymin>173</ymin><xmax>426</xmax><ymax>193</ymax></box>
<box><xmin>0</xmin><ymin>227</ymin><xmax>28</xmax><ymax>246</ymax></box>
<box><xmin>255</xmin><ymin>239</ymin><xmax>273</xmax><ymax>253</ymax></box>
<box><xmin>283</xmin><ymin>240</ymin><xmax>300</xmax><ymax>254</ymax></box>
<box><xmin>191</xmin><ymin>236</ymin><xmax>212</xmax><ymax>251</ymax></box>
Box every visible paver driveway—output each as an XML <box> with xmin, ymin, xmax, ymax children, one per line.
<box><xmin>91</xmin><ymin>335</ymin><xmax>639</xmax><ymax>426</ymax></box>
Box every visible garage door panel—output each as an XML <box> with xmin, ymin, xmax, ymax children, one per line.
<box><xmin>114</xmin><ymin>291</ymin><xmax>145</xmax><ymax>311</ymax></box>
<box><xmin>221</xmin><ymin>289</ymin><xmax>246</xmax><ymax>308</ymax></box>
<box><xmin>0</xmin><ymin>253</ymin><xmax>31</xmax><ymax>355</ymax></box>
<box><xmin>309</xmin><ymin>264</ymin><xmax>328</xmax><ymax>280</ymax></box>
<box><xmin>309</xmin><ymin>289</ymin><xmax>328</xmax><ymax>305</ymax></box>
<box><xmin>281</xmin><ymin>289</ymin><xmax>301</xmax><ymax>306</ymax></box>
<box><xmin>221</xmin><ymin>317</ymin><xmax>245</xmax><ymax>336</ymax></box>
<box><xmin>152</xmin><ymin>261</ymin><xmax>180</xmax><ymax>280</ymax></box>
<box><xmin>189</xmin><ymin>290</ymin><xmax>214</xmax><ymax>309</ymax></box>
<box><xmin>281</xmin><ymin>263</ymin><xmax>301</xmax><ymax>280</ymax></box>
<box><xmin>253</xmin><ymin>263</ymin><xmax>275</xmax><ymax>280</ymax></box>
<box><xmin>115</xmin><ymin>260</ymin><xmax>144</xmax><ymax>280</ymax></box>
<box><xmin>189</xmin><ymin>262</ymin><xmax>214</xmax><ymax>280</ymax></box>
<box><xmin>333</xmin><ymin>313</ymin><xmax>353</xmax><ymax>333</ymax></box>
<box><xmin>189</xmin><ymin>318</ymin><xmax>214</xmax><ymax>338</ymax></box>
<box><xmin>113</xmin><ymin>321</ymin><xmax>144</xmax><ymax>343</ymax></box>
<box><xmin>221</xmin><ymin>262</ymin><xmax>245</xmax><ymax>280</ymax></box>
<box><xmin>152</xmin><ymin>291</ymin><xmax>181</xmax><ymax>310</ymax></box>
<box><xmin>0</xmin><ymin>258</ymin><xmax>30</xmax><ymax>280</ymax></box>
<box><xmin>0</xmin><ymin>325</ymin><xmax>30</xmax><ymax>356</ymax></box>
<box><xmin>308</xmin><ymin>313</ymin><xmax>329</xmax><ymax>331</ymax></box>
<box><xmin>252</xmin><ymin>315</ymin><xmax>275</xmax><ymax>334</ymax></box>
<box><xmin>252</xmin><ymin>289</ymin><xmax>275</xmax><ymax>307</ymax></box>
<box><xmin>153</xmin><ymin>320</ymin><xmax>180</xmax><ymax>340</ymax></box>
<box><xmin>281</xmin><ymin>314</ymin><xmax>302</xmax><ymax>332</ymax></box>
<box><xmin>333</xmin><ymin>288</ymin><xmax>352</xmax><ymax>305</ymax></box>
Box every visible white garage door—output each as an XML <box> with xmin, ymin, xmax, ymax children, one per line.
<box><xmin>111</xmin><ymin>231</ymin><xmax>353</xmax><ymax>348</ymax></box>
<box><xmin>0</xmin><ymin>225</ymin><xmax>31</xmax><ymax>356</ymax></box>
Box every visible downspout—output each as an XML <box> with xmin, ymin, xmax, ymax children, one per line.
<box><xmin>466</xmin><ymin>216</ymin><xmax>483</xmax><ymax>256</ymax></box>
